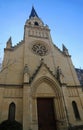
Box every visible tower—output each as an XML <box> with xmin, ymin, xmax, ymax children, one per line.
<box><xmin>0</xmin><ymin>6</ymin><xmax>83</xmax><ymax>130</ymax></box>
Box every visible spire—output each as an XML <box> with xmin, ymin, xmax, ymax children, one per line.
<box><xmin>6</xmin><ymin>37</ymin><xmax>12</xmax><ymax>48</ymax></box>
<box><xmin>7</xmin><ymin>37</ymin><xmax>12</xmax><ymax>44</ymax></box>
<box><xmin>62</xmin><ymin>44</ymin><xmax>69</xmax><ymax>55</ymax></box>
<box><xmin>29</xmin><ymin>6</ymin><xmax>39</xmax><ymax>18</ymax></box>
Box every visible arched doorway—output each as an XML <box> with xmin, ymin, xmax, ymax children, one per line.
<box><xmin>32</xmin><ymin>77</ymin><xmax>65</xmax><ymax>130</ymax></box>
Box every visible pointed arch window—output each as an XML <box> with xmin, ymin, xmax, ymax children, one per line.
<box><xmin>72</xmin><ymin>101</ymin><xmax>80</xmax><ymax>120</ymax></box>
<box><xmin>8</xmin><ymin>102</ymin><xmax>16</xmax><ymax>121</ymax></box>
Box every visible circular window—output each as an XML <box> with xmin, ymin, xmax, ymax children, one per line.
<box><xmin>32</xmin><ymin>43</ymin><xmax>49</xmax><ymax>56</ymax></box>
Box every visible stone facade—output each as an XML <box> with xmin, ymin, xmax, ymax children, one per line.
<box><xmin>0</xmin><ymin>7</ymin><xmax>83</xmax><ymax>130</ymax></box>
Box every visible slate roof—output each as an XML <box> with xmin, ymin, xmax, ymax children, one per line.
<box><xmin>75</xmin><ymin>68</ymin><xmax>83</xmax><ymax>86</ymax></box>
<box><xmin>29</xmin><ymin>6</ymin><xmax>39</xmax><ymax>18</ymax></box>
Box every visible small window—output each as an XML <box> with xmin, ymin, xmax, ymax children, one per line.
<box><xmin>8</xmin><ymin>102</ymin><xmax>16</xmax><ymax>121</ymax></box>
<box><xmin>28</xmin><ymin>22</ymin><xmax>31</xmax><ymax>25</ymax></box>
<box><xmin>34</xmin><ymin>21</ymin><xmax>39</xmax><ymax>26</ymax></box>
<box><xmin>72</xmin><ymin>101</ymin><xmax>80</xmax><ymax>120</ymax></box>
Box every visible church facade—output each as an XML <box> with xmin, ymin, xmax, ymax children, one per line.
<box><xmin>0</xmin><ymin>7</ymin><xmax>83</xmax><ymax>130</ymax></box>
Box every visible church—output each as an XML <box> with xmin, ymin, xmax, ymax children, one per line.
<box><xmin>0</xmin><ymin>7</ymin><xmax>83</xmax><ymax>130</ymax></box>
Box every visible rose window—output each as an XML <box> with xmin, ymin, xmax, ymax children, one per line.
<box><xmin>32</xmin><ymin>43</ymin><xmax>48</xmax><ymax>56</ymax></box>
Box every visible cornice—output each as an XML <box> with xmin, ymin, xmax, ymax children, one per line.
<box><xmin>0</xmin><ymin>84</ymin><xmax>23</xmax><ymax>88</ymax></box>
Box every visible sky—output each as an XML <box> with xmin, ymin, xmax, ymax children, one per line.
<box><xmin>0</xmin><ymin>0</ymin><xmax>83</xmax><ymax>68</ymax></box>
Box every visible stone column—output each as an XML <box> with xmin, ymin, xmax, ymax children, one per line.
<box><xmin>32</xmin><ymin>98</ymin><xmax>38</xmax><ymax>130</ymax></box>
<box><xmin>61</xmin><ymin>83</ymin><xmax>69</xmax><ymax>130</ymax></box>
<box><xmin>23</xmin><ymin>84</ymin><xmax>31</xmax><ymax>130</ymax></box>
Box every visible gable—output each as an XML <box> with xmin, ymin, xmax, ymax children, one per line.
<box><xmin>30</xmin><ymin>61</ymin><xmax>60</xmax><ymax>87</ymax></box>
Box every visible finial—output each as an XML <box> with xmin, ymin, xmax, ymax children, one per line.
<box><xmin>32</xmin><ymin>4</ymin><xmax>34</xmax><ymax>8</ymax></box>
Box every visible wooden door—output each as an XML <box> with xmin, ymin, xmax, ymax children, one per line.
<box><xmin>37</xmin><ymin>98</ymin><xmax>57</xmax><ymax>130</ymax></box>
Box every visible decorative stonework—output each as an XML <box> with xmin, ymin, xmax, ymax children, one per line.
<box><xmin>32</xmin><ymin>43</ymin><xmax>48</xmax><ymax>56</ymax></box>
<box><xmin>31</xmin><ymin>76</ymin><xmax>62</xmax><ymax>98</ymax></box>
<box><xmin>30</xmin><ymin>41</ymin><xmax>50</xmax><ymax>56</ymax></box>
<box><xmin>28</xmin><ymin>29</ymin><xmax>49</xmax><ymax>39</ymax></box>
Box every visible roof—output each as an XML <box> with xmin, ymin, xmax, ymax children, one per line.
<box><xmin>29</xmin><ymin>6</ymin><xmax>39</xmax><ymax>18</ymax></box>
<box><xmin>75</xmin><ymin>68</ymin><xmax>83</xmax><ymax>86</ymax></box>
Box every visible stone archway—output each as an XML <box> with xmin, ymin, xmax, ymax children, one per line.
<box><xmin>31</xmin><ymin>76</ymin><xmax>66</xmax><ymax>130</ymax></box>
<box><xmin>31</xmin><ymin>76</ymin><xmax>62</xmax><ymax>98</ymax></box>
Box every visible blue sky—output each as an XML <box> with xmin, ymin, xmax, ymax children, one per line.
<box><xmin>0</xmin><ymin>0</ymin><xmax>83</xmax><ymax>68</ymax></box>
